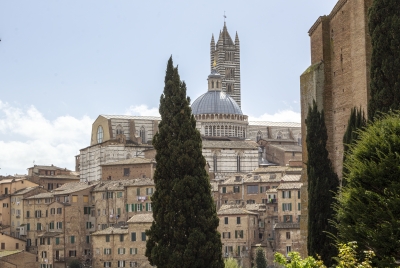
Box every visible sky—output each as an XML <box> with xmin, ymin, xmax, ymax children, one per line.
<box><xmin>0</xmin><ymin>0</ymin><xmax>338</xmax><ymax>176</ymax></box>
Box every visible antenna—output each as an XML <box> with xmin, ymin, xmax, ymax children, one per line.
<box><xmin>224</xmin><ymin>11</ymin><xmax>226</xmax><ymax>22</ymax></box>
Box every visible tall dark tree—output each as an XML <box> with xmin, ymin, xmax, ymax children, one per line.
<box><xmin>255</xmin><ymin>247</ymin><xmax>267</xmax><ymax>268</ymax></box>
<box><xmin>335</xmin><ymin>112</ymin><xmax>400</xmax><ymax>267</ymax></box>
<box><xmin>306</xmin><ymin>101</ymin><xmax>339</xmax><ymax>266</ymax></box>
<box><xmin>342</xmin><ymin>107</ymin><xmax>366</xmax><ymax>184</ymax></box>
<box><xmin>145</xmin><ymin>57</ymin><xmax>224</xmax><ymax>268</ymax></box>
<box><xmin>367</xmin><ymin>0</ymin><xmax>400</xmax><ymax>119</ymax></box>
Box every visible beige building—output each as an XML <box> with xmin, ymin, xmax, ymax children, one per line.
<box><xmin>27</xmin><ymin>165</ymin><xmax>80</xmax><ymax>191</ymax></box>
<box><xmin>276</xmin><ymin>180</ymin><xmax>302</xmax><ymax>256</ymax></box>
<box><xmin>91</xmin><ymin>214</ymin><xmax>153</xmax><ymax>268</ymax></box>
<box><xmin>23</xmin><ymin>182</ymin><xmax>98</xmax><ymax>267</ymax></box>
<box><xmin>10</xmin><ymin>186</ymin><xmax>48</xmax><ymax>238</ymax></box>
<box><xmin>299</xmin><ymin>0</ymin><xmax>372</xmax><ymax>256</ymax></box>
<box><xmin>217</xmin><ymin>205</ymin><xmax>259</xmax><ymax>268</ymax></box>
<box><xmin>101</xmin><ymin>158</ymin><xmax>156</xmax><ymax>181</ymax></box>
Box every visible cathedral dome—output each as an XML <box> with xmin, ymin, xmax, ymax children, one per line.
<box><xmin>191</xmin><ymin>91</ymin><xmax>243</xmax><ymax>115</ymax></box>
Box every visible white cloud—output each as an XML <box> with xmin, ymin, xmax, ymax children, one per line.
<box><xmin>249</xmin><ymin>110</ymin><xmax>301</xmax><ymax>123</ymax></box>
<box><xmin>125</xmin><ymin>105</ymin><xmax>160</xmax><ymax>117</ymax></box>
<box><xmin>0</xmin><ymin>100</ymin><xmax>92</xmax><ymax>176</ymax></box>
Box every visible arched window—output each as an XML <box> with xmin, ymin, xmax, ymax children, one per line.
<box><xmin>276</xmin><ymin>131</ymin><xmax>282</xmax><ymax>140</ymax></box>
<box><xmin>116</xmin><ymin>124</ymin><xmax>123</xmax><ymax>135</ymax></box>
<box><xmin>216</xmin><ymin>81</ymin><xmax>219</xmax><ymax>88</ymax></box>
<box><xmin>97</xmin><ymin>126</ymin><xmax>104</xmax><ymax>144</ymax></box>
<box><xmin>140</xmin><ymin>127</ymin><xmax>146</xmax><ymax>143</ymax></box>
<box><xmin>213</xmin><ymin>154</ymin><xmax>217</xmax><ymax>173</ymax></box>
<box><xmin>237</xmin><ymin>155</ymin><xmax>241</xmax><ymax>172</ymax></box>
<box><xmin>212</xmin><ymin>81</ymin><xmax>214</xmax><ymax>88</ymax></box>
<box><xmin>227</xmin><ymin>84</ymin><xmax>232</xmax><ymax>93</ymax></box>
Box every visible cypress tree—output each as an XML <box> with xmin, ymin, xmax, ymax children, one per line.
<box><xmin>367</xmin><ymin>0</ymin><xmax>400</xmax><ymax>119</ymax></box>
<box><xmin>255</xmin><ymin>247</ymin><xmax>267</xmax><ymax>268</ymax></box>
<box><xmin>306</xmin><ymin>100</ymin><xmax>339</xmax><ymax>266</ymax></box>
<box><xmin>342</xmin><ymin>107</ymin><xmax>366</xmax><ymax>184</ymax></box>
<box><xmin>145</xmin><ymin>57</ymin><xmax>224</xmax><ymax>268</ymax></box>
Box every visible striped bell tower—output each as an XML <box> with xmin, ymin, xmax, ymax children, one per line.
<box><xmin>210</xmin><ymin>22</ymin><xmax>241</xmax><ymax>107</ymax></box>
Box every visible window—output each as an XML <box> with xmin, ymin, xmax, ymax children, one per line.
<box><xmin>247</xmin><ymin>185</ymin><xmax>258</xmax><ymax>194</ymax></box>
<box><xmin>131</xmin><ymin>232</ymin><xmax>136</xmax><ymax>241</ymax></box>
<box><xmin>246</xmin><ymin>199</ymin><xmax>255</xmax><ymax>204</ymax></box>
<box><xmin>83</xmin><ymin>195</ymin><xmax>89</xmax><ymax>203</ymax></box>
<box><xmin>222</xmin><ymin>232</ymin><xmax>231</xmax><ymax>238</ymax></box>
<box><xmin>298</xmin><ymin>190</ymin><xmax>301</xmax><ymax>199</ymax></box>
<box><xmin>298</xmin><ymin>203</ymin><xmax>301</xmax><ymax>211</ymax></box>
<box><xmin>282</xmin><ymin>203</ymin><xmax>292</xmax><ymax>211</ymax></box>
<box><xmin>235</xmin><ymin>230</ymin><xmax>244</xmax><ymax>238</ymax></box>
<box><xmin>130</xmin><ymin>248</ymin><xmax>138</xmax><ymax>255</ymax></box>
<box><xmin>233</xmin><ymin>186</ymin><xmax>240</xmax><ymax>193</ymax></box>
<box><xmin>56</xmin><ymin>237</ymin><xmax>60</xmax><ymax>245</ymax></box>
<box><xmin>118</xmin><ymin>260</ymin><xmax>126</xmax><ymax>267</ymax></box>
<box><xmin>237</xmin><ymin>217</ymin><xmax>241</xmax><ymax>224</ymax></box>
<box><xmin>213</xmin><ymin>154</ymin><xmax>217</xmax><ymax>172</ymax></box>
<box><xmin>120</xmin><ymin>234</ymin><xmax>124</xmax><ymax>242</ymax></box>
<box><xmin>72</xmin><ymin>195</ymin><xmax>78</xmax><ymax>202</ymax></box>
<box><xmin>16</xmin><ymin>243</ymin><xmax>19</xmax><ymax>249</ymax></box>
<box><xmin>282</xmin><ymin>191</ymin><xmax>291</xmax><ymax>199</ymax></box>
<box><xmin>286</xmin><ymin>232</ymin><xmax>291</xmax><ymax>239</ymax></box>
<box><xmin>35</xmin><ymin>210</ymin><xmax>42</xmax><ymax>218</ymax></box>
<box><xmin>86</xmin><ymin>222</ymin><xmax>92</xmax><ymax>229</ymax></box>
<box><xmin>118</xmin><ymin>248</ymin><xmax>126</xmax><ymax>254</ymax></box>
<box><xmin>41</xmin><ymin>251</ymin><xmax>47</xmax><ymax>258</ymax></box>
<box><xmin>26</xmin><ymin>211</ymin><xmax>30</xmax><ymax>218</ymax></box>
<box><xmin>146</xmin><ymin>203</ymin><xmax>152</xmax><ymax>211</ymax></box>
<box><xmin>37</xmin><ymin>223</ymin><xmax>42</xmax><ymax>230</ymax></box>
<box><xmin>1</xmin><ymin>243</ymin><xmax>4</xmax><ymax>249</ymax></box>
<box><xmin>141</xmin><ymin>232</ymin><xmax>146</xmax><ymax>241</ymax></box>
<box><xmin>236</xmin><ymin>155</ymin><xmax>241</xmax><ymax>172</ymax></box>
<box><xmin>56</xmin><ymin>222</ymin><xmax>62</xmax><ymax>229</ymax></box>
<box><xmin>107</xmin><ymin>192</ymin><xmax>114</xmax><ymax>199</ymax></box>
<box><xmin>130</xmin><ymin>262</ymin><xmax>138</xmax><ymax>268</ymax></box>
<box><xmin>84</xmin><ymin>207</ymin><xmax>91</xmax><ymax>214</ymax></box>
<box><xmin>70</xmin><ymin>236</ymin><xmax>75</xmax><ymax>244</ymax></box>
<box><xmin>49</xmin><ymin>222</ymin><xmax>54</xmax><ymax>230</ymax></box>
<box><xmin>124</xmin><ymin>168</ymin><xmax>130</xmax><ymax>176</ymax></box>
<box><xmin>26</xmin><ymin>223</ymin><xmax>30</xmax><ymax>231</ymax></box>
<box><xmin>140</xmin><ymin>127</ymin><xmax>146</xmax><ymax>143</ymax></box>
<box><xmin>283</xmin><ymin>215</ymin><xmax>293</xmax><ymax>223</ymax></box>
<box><xmin>146</xmin><ymin>188</ymin><xmax>153</xmax><ymax>195</ymax></box>
<box><xmin>286</xmin><ymin>246</ymin><xmax>292</xmax><ymax>256</ymax></box>
<box><xmin>117</xmin><ymin>192</ymin><xmax>123</xmax><ymax>198</ymax></box>
<box><xmin>97</xmin><ymin>126</ymin><xmax>103</xmax><ymax>143</ymax></box>
<box><xmin>69</xmin><ymin>250</ymin><xmax>77</xmax><ymax>257</ymax></box>
<box><xmin>104</xmin><ymin>248</ymin><xmax>111</xmax><ymax>255</ymax></box>
<box><xmin>104</xmin><ymin>262</ymin><xmax>111</xmax><ymax>267</ymax></box>
<box><xmin>106</xmin><ymin>235</ymin><xmax>110</xmax><ymax>242</ymax></box>
<box><xmin>224</xmin><ymin>217</ymin><xmax>228</xmax><ymax>224</ymax></box>
<box><xmin>222</xmin><ymin>187</ymin><xmax>226</xmax><ymax>194</ymax></box>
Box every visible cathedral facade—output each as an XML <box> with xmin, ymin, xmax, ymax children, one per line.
<box><xmin>79</xmin><ymin>23</ymin><xmax>301</xmax><ymax>182</ymax></box>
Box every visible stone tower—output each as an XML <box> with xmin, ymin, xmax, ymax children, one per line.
<box><xmin>210</xmin><ymin>22</ymin><xmax>241</xmax><ymax>107</ymax></box>
<box><xmin>299</xmin><ymin>0</ymin><xmax>373</xmax><ymax>257</ymax></box>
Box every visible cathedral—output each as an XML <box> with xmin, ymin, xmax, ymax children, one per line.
<box><xmin>78</xmin><ymin>23</ymin><xmax>301</xmax><ymax>182</ymax></box>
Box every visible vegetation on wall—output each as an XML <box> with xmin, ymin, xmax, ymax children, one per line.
<box><xmin>145</xmin><ymin>57</ymin><xmax>224</xmax><ymax>268</ymax></box>
<box><xmin>306</xmin><ymin>100</ymin><xmax>339</xmax><ymax>266</ymax></box>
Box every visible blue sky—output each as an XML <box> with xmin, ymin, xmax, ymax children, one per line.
<box><xmin>0</xmin><ymin>0</ymin><xmax>338</xmax><ymax>175</ymax></box>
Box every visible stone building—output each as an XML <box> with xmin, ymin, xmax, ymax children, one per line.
<box><xmin>91</xmin><ymin>214</ymin><xmax>153</xmax><ymax>268</ymax></box>
<box><xmin>299</xmin><ymin>0</ymin><xmax>373</xmax><ymax>256</ymax></box>
<box><xmin>101</xmin><ymin>158</ymin><xmax>156</xmax><ymax>181</ymax></box>
<box><xmin>23</xmin><ymin>182</ymin><xmax>98</xmax><ymax>267</ymax></box>
<box><xmin>217</xmin><ymin>205</ymin><xmax>259</xmax><ymax>268</ymax></box>
<box><xmin>10</xmin><ymin>186</ymin><xmax>47</xmax><ymax>238</ymax></box>
<box><xmin>27</xmin><ymin>165</ymin><xmax>80</xmax><ymax>191</ymax></box>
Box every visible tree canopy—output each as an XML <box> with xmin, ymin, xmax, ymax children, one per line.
<box><xmin>335</xmin><ymin>112</ymin><xmax>400</xmax><ymax>266</ymax></box>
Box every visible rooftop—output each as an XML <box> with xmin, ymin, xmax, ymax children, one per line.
<box><xmin>100</xmin><ymin>115</ymin><xmax>161</xmax><ymax>121</ymax></box>
<box><xmin>91</xmin><ymin>226</ymin><xmax>129</xmax><ymax>236</ymax></box>
<box><xmin>277</xmin><ymin>182</ymin><xmax>303</xmax><ymax>190</ymax></box>
<box><xmin>0</xmin><ymin>250</ymin><xmax>24</xmax><ymax>258</ymax></box>
<box><xmin>268</xmin><ymin>144</ymin><xmax>302</xmax><ymax>152</ymax></box>
<box><xmin>249</xmin><ymin>121</ymin><xmax>301</xmax><ymax>128</ymax></box>
<box><xmin>92</xmin><ymin>178</ymin><xmax>154</xmax><ymax>192</ymax></box>
<box><xmin>274</xmin><ymin>222</ymin><xmax>300</xmax><ymax>229</ymax></box>
<box><xmin>281</xmin><ymin>175</ymin><xmax>301</xmax><ymax>182</ymax></box>
<box><xmin>217</xmin><ymin>206</ymin><xmax>258</xmax><ymax>216</ymax></box>
<box><xmin>128</xmin><ymin>213</ymin><xmax>153</xmax><ymax>223</ymax></box>
<box><xmin>12</xmin><ymin>186</ymin><xmax>40</xmax><ymax>196</ymax></box>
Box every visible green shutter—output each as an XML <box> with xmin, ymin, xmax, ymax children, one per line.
<box><xmin>27</xmin><ymin>223</ymin><xmax>30</xmax><ymax>231</ymax></box>
<box><xmin>56</xmin><ymin>237</ymin><xmax>59</xmax><ymax>245</ymax></box>
<box><xmin>289</xmin><ymin>203</ymin><xmax>292</xmax><ymax>211</ymax></box>
<box><xmin>130</xmin><ymin>248</ymin><xmax>132</xmax><ymax>254</ymax></box>
<box><xmin>289</xmin><ymin>191</ymin><xmax>291</xmax><ymax>198</ymax></box>
<box><xmin>126</xmin><ymin>204</ymin><xmax>129</xmax><ymax>212</ymax></box>
<box><xmin>282</xmin><ymin>191</ymin><xmax>285</xmax><ymax>198</ymax></box>
<box><xmin>146</xmin><ymin>203</ymin><xmax>149</xmax><ymax>211</ymax></box>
